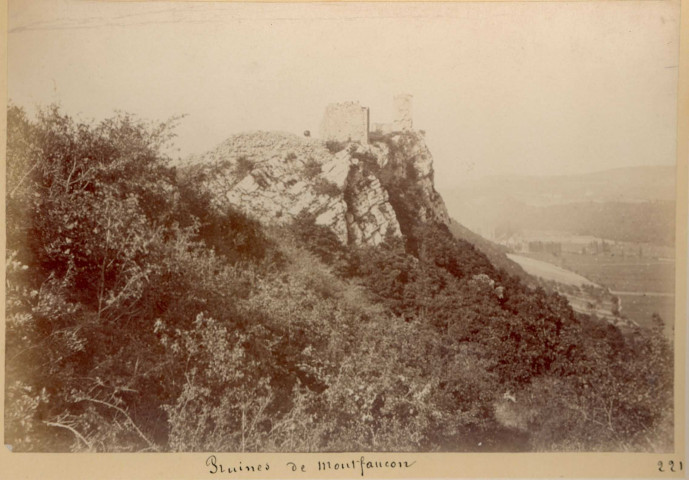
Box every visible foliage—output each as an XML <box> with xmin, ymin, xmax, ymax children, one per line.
<box><xmin>5</xmin><ymin>104</ymin><xmax>673</xmax><ymax>453</ymax></box>
<box><xmin>289</xmin><ymin>211</ymin><xmax>346</xmax><ymax>266</ymax></box>
<box><xmin>302</xmin><ymin>157</ymin><xmax>322</xmax><ymax>179</ymax></box>
<box><xmin>312</xmin><ymin>178</ymin><xmax>342</xmax><ymax>197</ymax></box>
<box><xmin>234</xmin><ymin>155</ymin><xmax>255</xmax><ymax>178</ymax></box>
<box><xmin>368</xmin><ymin>130</ymin><xmax>415</xmax><ymax>162</ymax></box>
<box><xmin>350</xmin><ymin>149</ymin><xmax>380</xmax><ymax>176</ymax></box>
<box><xmin>325</xmin><ymin>140</ymin><xmax>346</xmax><ymax>154</ymax></box>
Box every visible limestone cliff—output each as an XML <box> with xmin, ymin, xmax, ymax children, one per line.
<box><xmin>186</xmin><ymin>130</ymin><xmax>449</xmax><ymax>246</ymax></box>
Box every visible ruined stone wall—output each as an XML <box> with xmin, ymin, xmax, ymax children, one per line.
<box><xmin>393</xmin><ymin>94</ymin><xmax>413</xmax><ymax>131</ymax></box>
<box><xmin>320</xmin><ymin>102</ymin><xmax>369</xmax><ymax>144</ymax></box>
<box><xmin>372</xmin><ymin>122</ymin><xmax>394</xmax><ymax>134</ymax></box>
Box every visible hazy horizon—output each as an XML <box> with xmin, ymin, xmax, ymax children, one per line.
<box><xmin>9</xmin><ymin>0</ymin><xmax>680</xmax><ymax>189</ymax></box>
<box><xmin>439</xmin><ymin>162</ymin><xmax>678</xmax><ymax>187</ymax></box>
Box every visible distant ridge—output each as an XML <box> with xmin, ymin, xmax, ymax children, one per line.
<box><xmin>446</xmin><ymin>165</ymin><xmax>676</xmax><ymax>206</ymax></box>
<box><xmin>440</xmin><ymin>165</ymin><xmax>676</xmax><ymax>245</ymax></box>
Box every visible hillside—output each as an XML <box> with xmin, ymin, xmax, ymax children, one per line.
<box><xmin>448</xmin><ymin>220</ymin><xmax>636</xmax><ymax>329</ymax></box>
<box><xmin>448</xmin><ymin>218</ymin><xmax>533</xmax><ymax>284</ymax></box>
<box><xmin>5</xmin><ymin>105</ymin><xmax>673</xmax><ymax>453</ymax></box>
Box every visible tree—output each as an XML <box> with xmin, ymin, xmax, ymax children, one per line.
<box><xmin>5</xmin><ymin>105</ymin><xmax>184</xmax><ymax>451</ymax></box>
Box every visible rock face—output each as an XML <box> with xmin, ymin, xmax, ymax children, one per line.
<box><xmin>186</xmin><ymin>130</ymin><xmax>449</xmax><ymax>246</ymax></box>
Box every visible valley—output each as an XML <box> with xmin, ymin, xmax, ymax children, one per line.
<box><xmin>517</xmin><ymin>249</ymin><xmax>675</xmax><ymax>334</ymax></box>
<box><xmin>506</xmin><ymin>249</ymin><xmax>675</xmax><ymax>335</ymax></box>
<box><xmin>441</xmin><ymin>165</ymin><xmax>677</xmax><ymax>337</ymax></box>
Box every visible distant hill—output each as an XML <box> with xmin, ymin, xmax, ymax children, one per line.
<box><xmin>445</xmin><ymin>165</ymin><xmax>676</xmax><ymax>205</ymax></box>
<box><xmin>440</xmin><ymin>165</ymin><xmax>676</xmax><ymax>245</ymax></box>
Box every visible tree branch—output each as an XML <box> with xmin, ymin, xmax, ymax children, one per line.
<box><xmin>77</xmin><ymin>397</ymin><xmax>157</xmax><ymax>451</ymax></box>
<box><xmin>9</xmin><ymin>162</ymin><xmax>39</xmax><ymax>199</ymax></box>
<box><xmin>44</xmin><ymin>421</ymin><xmax>92</xmax><ymax>451</ymax></box>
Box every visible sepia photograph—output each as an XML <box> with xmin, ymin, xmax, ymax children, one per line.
<box><xmin>2</xmin><ymin>0</ymin><xmax>687</xmax><ymax>476</ymax></box>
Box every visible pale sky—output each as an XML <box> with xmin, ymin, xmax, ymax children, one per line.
<box><xmin>8</xmin><ymin>0</ymin><xmax>680</xmax><ymax>189</ymax></box>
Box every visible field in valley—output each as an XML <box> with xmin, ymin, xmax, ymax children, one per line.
<box><xmin>506</xmin><ymin>254</ymin><xmax>599</xmax><ymax>287</ymax></box>
<box><xmin>511</xmin><ymin>251</ymin><xmax>676</xmax><ymax>334</ymax></box>
<box><xmin>616</xmin><ymin>293</ymin><xmax>675</xmax><ymax>334</ymax></box>
<box><xmin>560</xmin><ymin>255</ymin><xmax>673</xmax><ymax>294</ymax></box>
<box><xmin>520</xmin><ymin>251</ymin><xmax>675</xmax><ymax>291</ymax></box>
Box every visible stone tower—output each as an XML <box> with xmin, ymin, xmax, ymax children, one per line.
<box><xmin>393</xmin><ymin>94</ymin><xmax>413</xmax><ymax>131</ymax></box>
<box><xmin>320</xmin><ymin>101</ymin><xmax>370</xmax><ymax>144</ymax></box>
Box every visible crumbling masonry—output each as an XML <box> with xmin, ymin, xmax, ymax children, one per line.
<box><xmin>321</xmin><ymin>94</ymin><xmax>414</xmax><ymax>145</ymax></box>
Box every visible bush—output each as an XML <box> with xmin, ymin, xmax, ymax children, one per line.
<box><xmin>312</xmin><ymin>178</ymin><xmax>341</xmax><ymax>197</ymax></box>
<box><xmin>350</xmin><ymin>149</ymin><xmax>380</xmax><ymax>176</ymax></box>
<box><xmin>290</xmin><ymin>211</ymin><xmax>345</xmax><ymax>265</ymax></box>
<box><xmin>3</xmin><ymin>105</ymin><xmax>279</xmax><ymax>452</ymax></box>
<box><xmin>234</xmin><ymin>155</ymin><xmax>255</xmax><ymax>178</ymax></box>
<box><xmin>302</xmin><ymin>157</ymin><xmax>322</xmax><ymax>179</ymax></box>
<box><xmin>325</xmin><ymin>140</ymin><xmax>346</xmax><ymax>154</ymax></box>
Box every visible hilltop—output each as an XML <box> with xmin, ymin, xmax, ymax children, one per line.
<box><xmin>184</xmin><ymin>129</ymin><xmax>449</xmax><ymax>248</ymax></box>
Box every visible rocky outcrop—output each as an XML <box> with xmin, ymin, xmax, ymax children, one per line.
<box><xmin>373</xmin><ymin>131</ymin><xmax>450</xmax><ymax>227</ymax></box>
<box><xmin>186</xmin><ymin>130</ymin><xmax>449</xmax><ymax>246</ymax></box>
<box><xmin>344</xmin><ymin>161</ymin><xmax>400</xmax><ymax>245</ymax></box>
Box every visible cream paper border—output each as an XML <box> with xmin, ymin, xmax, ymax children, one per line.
<box><xmin>0</xmin><ymin>0</ymin><xmax>686</xmax><ymax>478</ymax></box>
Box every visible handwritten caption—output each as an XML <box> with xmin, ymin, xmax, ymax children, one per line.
<box><xmin>206</xmin><ymin>455</ymin><xmax>416</xmax><ymax>477</ymax></box>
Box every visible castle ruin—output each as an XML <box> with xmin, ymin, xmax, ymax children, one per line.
<box><xmin>321</xmin><ymin>94</ymin><xmax>414</xmax><ymax>145</ymax></box>
<box><xmin>320</xmin><ymin>101</ymin><xmax>370</xmax><ymax>145</ymax></box>
<box><xmin>393</xmin><ymin>94</ymin><xmax>413</xmax><ymax>131</ymax></box>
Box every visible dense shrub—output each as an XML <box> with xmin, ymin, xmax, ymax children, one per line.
<box><xmin>290</xmin><ymin>211</ymin><xmax>346</xmax><ymax>266</ymax></box>
<box><xmin>312</xmin><ymin>178</ymin><xmax>342</xmax><ymax>197</ymax></box>
<box><xmin>234</xmin><ymin>155</ymin><xmax>255</xmax><ymax>178</ymax></box>
<box><xmin>302</xmin><ymin>157</ymin><xmax>322</xmax><ymax>179</ymax></box>
<box><xmin>350</xmin><ymin>149</ymin><xmax>380</xmax><ymax>176</ymax></box>
<box><xmin>325</xmin><ymin>140</ymin><xmax>346</xmax><ymax>154</ymax></box>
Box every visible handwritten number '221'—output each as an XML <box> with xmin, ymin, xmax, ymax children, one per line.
<box><xmin>658</xmin><ymin>461</ymin><xmax>683</xmax><ymax>472</ymax></box>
